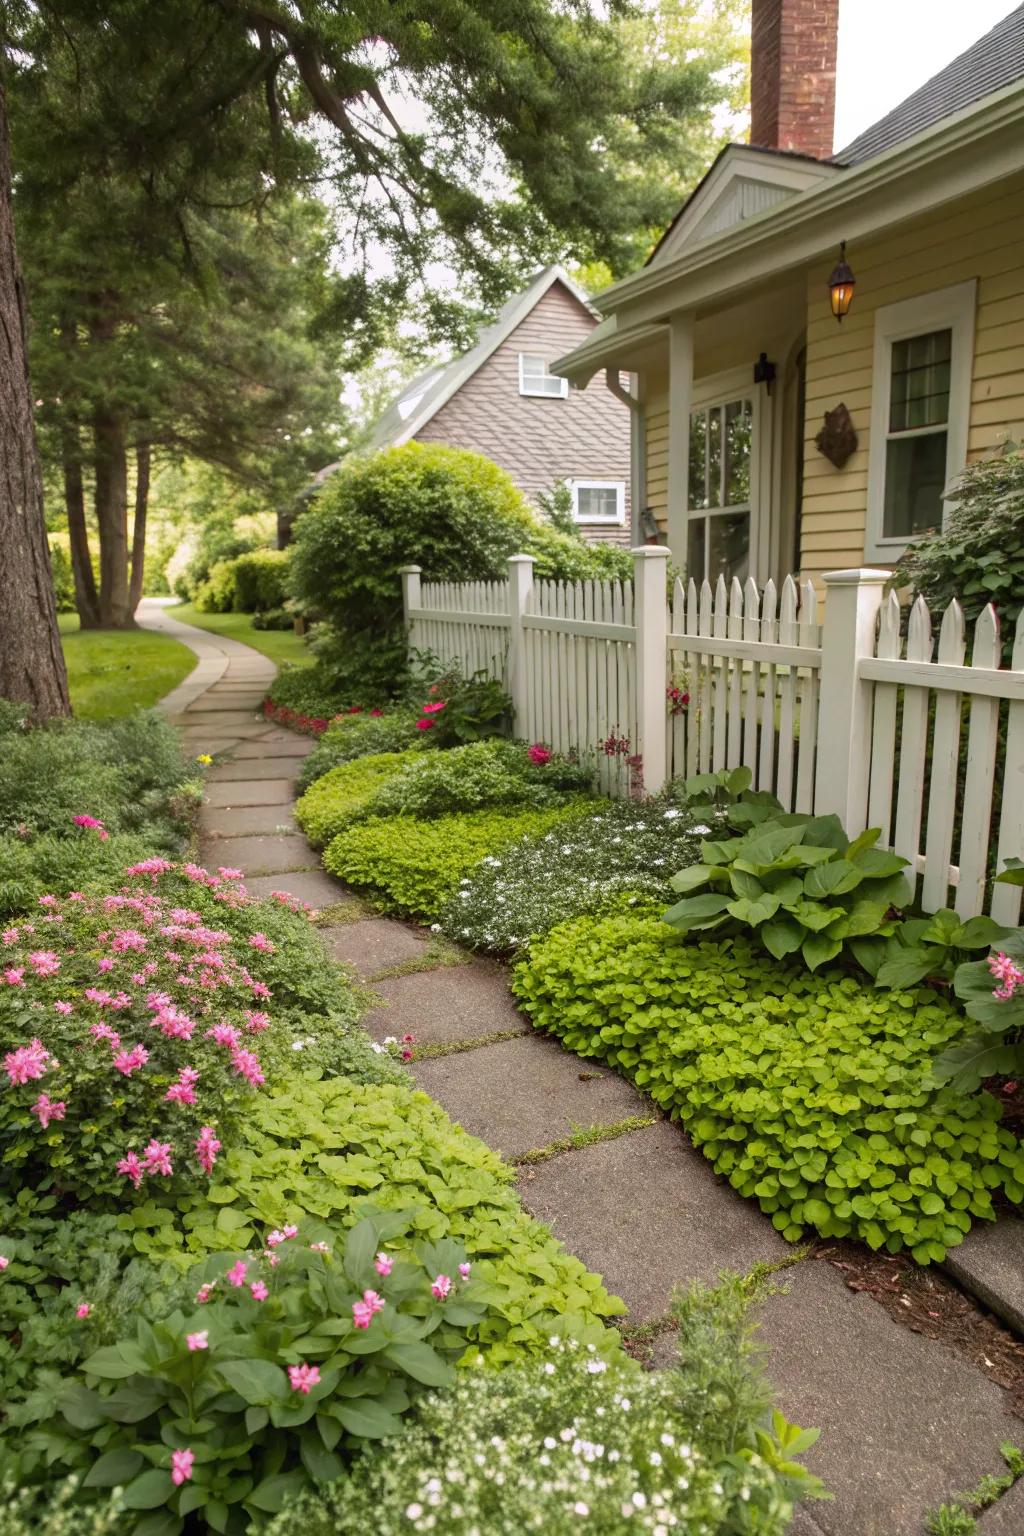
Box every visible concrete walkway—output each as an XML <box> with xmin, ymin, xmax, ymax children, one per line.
<box><xmin>142</xmin><ymin>601</ymin><xmax>1024</xmax><ymax>1536</ymax></box>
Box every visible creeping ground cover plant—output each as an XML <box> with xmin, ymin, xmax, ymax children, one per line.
<box><xmin>512</xmin><ymin>914</ymin><xmax>1024</xmax><ymax>1262</ymax></box>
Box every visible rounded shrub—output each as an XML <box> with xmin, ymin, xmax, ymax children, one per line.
<box><xmin>294</xmin><ymin>750</ymin><xmax>422</xmax><ymax>847</ymax></box>
<box><xmin>296</xmin><ymin>711</ymin><xmax>429</xmax><ymax>792</ymax></box>
<box><xmin>512</xmin><ymin>914</ymin><xmax>1024</xmax><ymax>1263</ymax></box>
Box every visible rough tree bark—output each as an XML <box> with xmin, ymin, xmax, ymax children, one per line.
<box><xmin>93</xmin><ymin>404</ymin><xmax>134</xmax><ymax>628</ymax></box>
<box><xmin>128</xmin><ymin>438</ymin><xmax>150</xmax><ymax>616</ymax></box>
<box><xmin>61</xmin><ymin>419</ymin><xmax>100</xmax><ymax>628</ymax></box>
<box><xmin>0</xmin><ymin>76</ymin><xmax>70</xmax><ymax>717</ymax></box>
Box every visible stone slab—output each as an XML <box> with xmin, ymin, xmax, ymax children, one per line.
<box><xmin>179</xmin><ymin>736</ymin><xmax>245</xmax><ymax>758</ymax></box>
<box><xmin>230</xmin><ymin>737</ymin><xmax>315</xmax><ymax>759</ymax></box>
<box><xmin>320</xmin><ymin>918</ymin><xmax>430</xmax><ymax>974</ymax></box>
<box><xmin>204</xmin><ymin>779</ymin><xmax>297</xmax><ymax>809</ymax></box>
<box><xmin>943</xmin><ymin>1218</ymin><xmax>1024</xmax><ymax>1337</ymax></box>
<box><xmin>755</xmin><ymin>1260</ymin><xmax>1013</xmax><ymax>1536</ymax></box>
<box><xmin>520</xmin><ymin>1120</ymin><xmax>787</xmax><ymax>1321</ymax></box>
<box><xmin>173</xmin><ymin>709</ymin><xmax>263</xmax><ymax>728</ymax></box>
<box><xmin>183</xmin><ymin>721</ymin><xmax>276</xmax><ymax>740</ymax></box>
<box><xmin>362</xmin><ymin>960</ymin><xmax>527</xmax><ymax>1040</ymax></box>
<box><xmin>976</xmin><ymin>1477</ymin><xmax>1024</xmax><ymax>1533</ymax></box>
<box><xmin>199</xmin><ymin>835</ymin><xmax>317</xmax><ymax>877</ymax></box>
<box><xmin>202</xmin><ymin>805</ymin><xmax>298</xmax><ymax>839</ymax></box>
<box><xmin>411</xmin><ymin>1033</ymin><xmax>646</xmax><ymax>1160</ymax></box>
<box><xmin>243</xmin><ymin>869</ymin><xmax>353</xmax><ymax>908</ymax></box>
<box><xmin>182</xmin><ymin>695</ymin><xmax>268</xmax><ymax>712</ymax></box>
<box><xmin>206</xmin><ymin>759</ymin><xmax>301</xmax><ymax>783</ymax></box>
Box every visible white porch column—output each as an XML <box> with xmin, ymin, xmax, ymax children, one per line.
<box><xmin>666</xmin><ymin>312</ymin><xmax>695</xmax><ymax>564</ymax></box>
<box><xmin>814</xmin><ymin>567</ymin><xmax>889</xmax><ymax>833</ymax></box>
<box><xmin>632</xmin><ymin>545</ymin><xmax>670</xmax><ymax>794</ymax></box>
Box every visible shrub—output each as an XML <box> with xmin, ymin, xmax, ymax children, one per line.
<box><xmin>195</xmin><ymin>549</ymin><xmax>291</xmax><ymax>616</ymax></box>
<box><xmin>265</xmin><ymin>666</ymin><xmax>354</xmax><ymax>723</ymax></box>
<box><xmin>512</xmin><ymin>914</ymin><xmax>1024</xmax><ymax>1262</ymax></box>
<box><xmin>323</xmin><ymin>802</ymin><xmax>593</xmax><ymax>919</ymax></box>
<box><xmin>297</xmin><ymin>711</ymin><xmax>428</xmax><ymax>792</ymax></box>
<box><xmin>0</xmin><ymin>1479</ymin><xmax>126</xmax><ymax>1536</ymax></box>
<box><xmin>937</xmin><ymin>920</ymin><xmax>1024</xmax><ymax>1090</ymax></box>
<box><xmin>439</xmin><ymin>797</ymin><xmax>718</xmax><ymax>953</ymax></box>
<box><xmin>342</xmin><ymin>740</ymin><xmax>594</xmax><ymax>825</ymax></box>
<box><xmin>267</xmin><ymin>1279</ymin><xmax>822</xmax><ymax>1536</ymax></box>
<box><xmin>406</xmin><ymin>664</ymin><xmax>511</xmax><ymax>744</ymax></box>
<box><xmin>664</xmin><ymin>813</ymin><xmax>912</xmax><ymax>971</ymax></box>
<box><xmin>0</xmin><ymin>831</ymin><xmax>159</xmax><ymax>922</ymax></box>
<box><xmin>294</xmin><ymin>751</ymin><xmax>422</xmax><ymax>848</ymax></box>
<box><xmin>8</xmin><ymin>1210</ymin><xmax>490</xmax><ymax>1531</ymax></box>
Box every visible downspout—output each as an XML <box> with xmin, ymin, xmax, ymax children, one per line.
<box><xmin>605</xmin><ymin>368</ymin><xmax>645</xmax><ymax>546</ymax></box>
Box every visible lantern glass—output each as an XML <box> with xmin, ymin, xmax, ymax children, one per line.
<box><xmin>828</xmin><ymin>241</ymin><xmax>855</xmax><ymax>321</ymax></box>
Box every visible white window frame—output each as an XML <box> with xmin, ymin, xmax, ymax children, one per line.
<box><xmin>865</xmin><ymin>279</ymin><xmax>976</xmax><ymax>563</ymax></box>
<box><xmin>685</xmin><ymin>365</ymin><xmax>764</xmax><ymax>584</ymax></box>
<box><xmin>518</xmin><ymin>352</ymin><xmax>568</xmax><ymax>399</ymax></box>
<box><xmin>570</xmin><ymin>479</ymin><xmax>626</xmax><ymax>526</ymax></box>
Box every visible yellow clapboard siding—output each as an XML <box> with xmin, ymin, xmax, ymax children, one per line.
<box><xmin>973</xmin><ymin>370</ymin><xmax>1024</xmax><ymax>404</ymax></box>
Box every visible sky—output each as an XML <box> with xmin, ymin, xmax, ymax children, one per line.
<box><xmin>833</xmin><ymin>0</ymin><xmax>1019</xmax><ymax>149</ymax></box>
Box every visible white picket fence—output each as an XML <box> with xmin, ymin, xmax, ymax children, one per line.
<box><xmin>399</xmin><ymin>553</ymin><xmax>1024</xmax><ymax>923</ymax></box>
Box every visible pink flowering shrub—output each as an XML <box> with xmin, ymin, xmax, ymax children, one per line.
<box><xmin>17</xmin><ymin>1211</ymin><xmax>483</xmax><ymax>1528</ymax></box>
<box><xmin>940</xmin><ymin>926</ymin><xmax>1024</xmax><ymax>1089</ymax></box>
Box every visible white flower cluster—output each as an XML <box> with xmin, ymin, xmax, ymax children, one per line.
<box><xmin>271</xmin><ymin>1335</ymin><xmax>798</xmax><ymax>1536</ymax></box>
<box><xmin>436</xmin><ymin>800</ymin><xmax>722</xmax><ymax>955</ymax></box>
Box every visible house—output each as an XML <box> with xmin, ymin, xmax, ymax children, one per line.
<box><xmin>363</xmin><ymin>265</ymin><xmax>634</xmax><ymax>544</ymax></box>
<box><xmin>553</xmin><ymin>0</ymin><xmax>1024</xmax><ymax>587</ymax></box>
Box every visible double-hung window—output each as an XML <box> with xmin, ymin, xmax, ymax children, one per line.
<box><xmin>518</xmin><ymin>353</ymin><xmax>568</xmax><ymax>398</ymax></box>
<box><xmin>570</xmin><ymin>480</ymin><xmax>625</xmax><ymax>525</ymax></box>
<box><xmin>865</xmin><ymin>280</ymin><xmax>976</xmax><ymax>561</ymax></box>
<box><xmin>686</xmin><ymin>395</ymin><xmax>752</xmax><ymax>585</ymax></box>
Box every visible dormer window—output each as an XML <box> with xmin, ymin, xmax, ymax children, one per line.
<box><xmin>518</xmin><ymin>353</ymin><xmax>568</xmax><ymax>399</ymax></box>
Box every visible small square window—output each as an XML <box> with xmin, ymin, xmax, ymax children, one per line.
<box><xmin>519</xmin><ymin>353</ymin><xmax>568</xmax><ymax>398</ymax></box>
<box><xmin>570</xmin><ymin>480</ymin><xmax>625</xmax><ymax>525</ymax></box>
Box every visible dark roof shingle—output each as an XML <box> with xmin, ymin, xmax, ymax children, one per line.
<box><xmin>835</xmin><ymin>2</ymin><xmax>1024</xmax><ymax>164</ymax></box>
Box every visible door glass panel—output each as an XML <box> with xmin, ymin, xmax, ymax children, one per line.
<box><xmin>688</xmin><ymin>410</ymin><xmax>708</xmax><ymax>509</ymax></box>
<box><xmin>883</xmin><ymin>431</ymin><xmax>948</xmax><ymax>539</ymax></box>
<box><xmin>687</xmin><ymin>518</ymin><xmax>706</xmax><ymax>582</ymax></box>
<box><xmin>724</xmin><ymin>399</ymin><xmax>752</xmax><ymax>506</ymax></box>
<box><xmin>707</xmin><ymin>406</ymin><xmax>722</xmax><ymax>507</ymax></box>
<box><xmin>708</xmin><ymin>511</ymin><xmax>750</xmax><ymax>586</ymax></box>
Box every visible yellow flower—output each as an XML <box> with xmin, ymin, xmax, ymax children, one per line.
<box><xmin>196</xmin><ymin>753</ymin><xmax>213</xmax><ymax>765</ymax></box>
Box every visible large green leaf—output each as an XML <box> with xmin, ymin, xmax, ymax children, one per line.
<box><xmin>299</xmin><ymin>1432</ymin><xmax>345</xmax><ymax>1484</ymax></box>
<box><xmin>790</xmin><ymin>900</ymin><xmax>843</xmax><ymax>933</ymax></box>
<box><xmin>121</xmin><ymin>1469</ymin><xmax>174</xmax><ymax>1511</ymax></box>
<box><xmin>334</xmin><ymin>1398</ymin><xmax>406</xmax><ymax>1439</ymax></box>
<box><xmin>728</xmin><ymin>868</ymin><xmax>765</xmax><ymax>900</ymax></box>
<box><xmin>382</xmin><ymin>1340</ymin><xmax>453</xmax><ymax>1387</ymax></box>
<box><xmin>760</xmin><ymin>918</ymin><xmax>804</xmax><ymax>958</ymax></box>
<box><xmin>950</xmin><ymin>915</ymin><xmax>1009</xmax><ymax>949</ymax></box>
<box><xmin>802</xmin><ymin>932</ymin><xmax>843</xmax><ymax>970</ymax></box>
<box><xmin>84</xmin><ymin>1448</ymin><xmax>145</xmax><ymax>1487</ymax></box>
<box><xmin>932</xmin><ymin>1036</ymin><xmax>1019</xmax><ymax>1092</ymax></box>
<box><xmin>995</xmin><ymin>856</ymin><xmax>1024</xmax><ymax>887</ymax></box>
<box><xmin>875</xmin><ymin>946</ymin><xmax>940</xmax><ymax>990</ymax></box>
<box><xmin>803</xmin><ymin>861</ymin><xmax>863</xmax><ymax>899</ymax></box>
<box><xmin>82</xmin><ymin>1345</ymin><xmax>143</xmax><ymax>1380</ymax></box>
<box><xmin>739</xmin><ymin>823</ymin><xmax>805</xmax><ymax>866</ymax></box>
<box><xmin>217</xmin><ymin>1358</ymin><xmax>288</xmax><ymax>1406</ymax></box>
<box><xmin>848</xmin><ymin>847</ymin><xmax>909</xmax><ymax>879</ymax></box>
<box><xmin>726</xmin><ymin>893</ymin><xmax>781</xmax><ymax>926</ymax></box>
<box><xmin>247</xmin><ymin>1471</ymin><xmax>309</xmax><ymax>1514</ymax></box>
<box><xmin>662</xmin><ymin>892</ymin><xmax>732</xmax><ymax>931</ymax></box>
<box><xmin>668</xmin><ymin>863</ymin><xmax>713</xmax><ymax>894</ymax></box>
<box><xmin>344</xmin><ymin>1216</ymin><xmax>379</xmax><ymax>1282</ymax></box>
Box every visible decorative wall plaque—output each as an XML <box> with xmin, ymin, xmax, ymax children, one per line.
<box><xmin>814</xmin><ymin>403</ymin><xmax>858</xmax><ymax>469</ymax></box>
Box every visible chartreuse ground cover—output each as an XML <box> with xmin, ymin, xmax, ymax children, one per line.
<box><xmin>512</xmin><ymin>914</ymin><xmax>1024</xmax><ymax>1264</ymax></box>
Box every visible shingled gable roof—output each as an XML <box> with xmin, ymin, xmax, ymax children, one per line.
<box><xmin>835</xmin><ymin>2</ymin><xmax>1024</xmax><ymax>164</ymax></box>
<box><xmin>364</xmin><ymin>265</ymin><xmax>596</xmax><ymax>452</ymax></box>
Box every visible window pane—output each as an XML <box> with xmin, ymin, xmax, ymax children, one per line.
<box><xmin>724</xmin><ymin>399</ymin><xmax>752</xmax><ymax>507</ymax></box>
<box><xmin>883</xmin><ymin>431</ymin><xmax>948</xmax><ymax>539</ymax></box>
<box><xmin>708</xmin><ymin>407</ymin><xmax>722</xmax><ymax>508</ymax></box>
<box><xmin>688</xmin><ymin>410</ymin><xmax>707</xmax><ymax>510</ymax></box>
<box><xmin>687</xmin><ymin>518</ymin><xmax>706</xmax><ymax>582</ymax></box>
<box><xmin>576</xmin><ymin>486</ymin><xmax>619</xmax><ymax>521</ymax></box>
<box><xmin>889</xmin><ymin>329</ymin><xmax>951</xmax><ymax>432</ymax></box>
<box><xmin>707</xmin><ymin>511</ymin><xmax>750</xmax><ymax>586</ymax></box>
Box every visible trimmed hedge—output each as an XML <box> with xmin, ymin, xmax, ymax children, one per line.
<box><xmin>195</xmin><ymin>548</ymin><xmax>290</xmax><ymax>615</ymax></box>
<box><xmin>512</xmin><ymin>913</ymin><xmax>1024</xmax><ymax>1263</ymax></box>
<box><xmin>294</xmin><ymin>750</ymin><xmax>422</xmax><ymax>847</ymax></box>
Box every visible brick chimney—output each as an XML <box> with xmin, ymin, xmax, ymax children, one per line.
<box><xmin>750</xmin><ymin>0</ymin><xmax>839</xmax><ymax>160</ymax></box>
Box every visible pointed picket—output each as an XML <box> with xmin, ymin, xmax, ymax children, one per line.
<box><xmin>992</xmin><ymin>611</ymin><xmax>1024</xmax><ymax>925</ymax></box>
<box><xmin>921</xmin><ymin>599</ymin><xmax>966</xmax><ymax>913</ymax></box>
<box><xmin>776</xmin><ymin>575</ymin><xmax>799</xmax><ymax>811</ymax></box>
<box><xmin>867</xmin><ymin>590</ymin><xmax>902</xmax><ymax>843</ymax></box>
<box><xmin>957</xmin><ymin>604</ymin><xmax>1001</xmax><ymax>916</ymax></box>
<box><xmin>794</xmin><ymin>579</ymin><xmax>820</xmax><ymax>814</ymax></box>
<box><xmin>742</xmin><ymin>576</ymin><xmax>761</xmax><ymax>775</ymax></box>
<box><xmin>892</xmin><ymin>595</ymin><xmax>934</xmax><ymax>901</ymax></box>
<box><xmin>758</xmin><ymin>578</ymin><xmax>778</xmax><ymax>792</ymax></box>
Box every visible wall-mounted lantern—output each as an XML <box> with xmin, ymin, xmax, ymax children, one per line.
<box><xmin>753</xmin><ymin>352</ymin><xmax>777</xmax><ymax>394</ymax></box>
<box><xmin>639</xmin><ymin>506</ymin><xmax>661</xmax><ymax>544</ymax></box>
<box><xmin>828</xmin><ymin>240</ymin><xmax>855</xmax><ymax>321</ymax></box>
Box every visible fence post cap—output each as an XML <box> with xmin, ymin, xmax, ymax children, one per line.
<box><xmin>397</xmin><ymin>564</ymin><xmax>422</xmax><ymax>575</ymax></box>
<box><xmin>821</xmin><ymin>567</ymin><xmax>891</xmax><ymax>587</ymax></box>
<box><xmin>507</xmin><ymin>553</ymin><xmax>535</xmax><ymax>565</ymax></box>
<box><xmin>630</xmin><ymin>545</ymin><xmax>670</xmax><ymax>559</ymax></box>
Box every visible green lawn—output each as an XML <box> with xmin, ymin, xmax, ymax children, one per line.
<box><xmin>59</xmin><ymin>613</ymin><xmax>196</xmax><ymax>721</ymax></box>
<box><xmin>171</xmin><ymin>603</ymin><xmax>313</xmax><ymax>669</ymax></box>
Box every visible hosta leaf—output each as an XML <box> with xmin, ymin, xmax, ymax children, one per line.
<box><xmin>84</xmin><ymin>1448</ymin><xmax>145</xmax><ymax>1487</ymax></box>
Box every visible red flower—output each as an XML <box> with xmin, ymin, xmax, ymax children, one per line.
<box><xmin>421</xmin><ymin>701</ymin><xmax>447</xmax><ymax>714</ymax></box>
<box><xmin>527</xmin><ymin>743</ymin><xmax>552</xmax><ymax>766</ymax></box>
<box><xmin>415</xmin><ymin>718</ymin><xmax>435</xmax><ymax>732</ymax></box>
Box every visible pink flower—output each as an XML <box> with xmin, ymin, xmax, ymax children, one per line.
<box><xmin>195</xmin><ymin>1126</ymin><xmax>221</xmax><ymax>1174</ymax></box>
<box><xmin>431</xmin><ymin>1274</ymin><xmax>452</xmax><ymax>1300</ymax></box>
<box><xmin>112</xmin><ymin>1044</ymin><xmax>149</xmax><ymax>1077</ymax></box>
<box><xmin>989</xmin><ymin>951</ymin><xmax>1024</xmax><ymax>1000</ymax></box>
<box><xmin>195</xmin><ymin>1283</ymin><xmax>215</xmax><ymax>1305</ymax></box>
<box><xmin>75</xmin><ymin>1302</ymin><xmax>90</xmax><ymax>1319</ymax></box>
<box><xmin>218</xmin><ymin>867</ymin><xmax>244</xmax><ymax>881</ymax></box>
<box><xmin>27</xmin><ymin>950</ymin><xmax>60</xmax><ymax>977</ymax></box>
<box><xmin>527</xmin><ymin>743</ymin><xmax>552</xmax><ymax>766</ymax></box>
<box><xmin>226</xmin><ymin>1260</ymin><xmax>248</xmax><ymax>1288</ymax></box>
<box><xmin>31</xmin><ymin>1093</ymin><xmax>66</xmax><ymax>1130</ymax></box>
<box><xmin>250</xmin><ymin>1281</ymin><xmax>269</xmax><ymax>1301</ymax></box>
<box><xmin>170</xmin><ymin>1448</ymin><xmax>194</xmax><ymax>1486</ymax></box>
<box><xmin>248</xmin><ymin>933</ymin><xmax>275</xmax><ymax>953</ymax></box>
<box><xmin>53</xmin><ymin>1000</ymin><xmax>74</xmax><ymax>1015</ymax></box>
<box><xmin>2</xmin><ymin>928</ymin><xmax>18</xmax><ymax>945</ymax></box>
<box><xmin>37</xmin><ymin>895</ymin><xmax>58</xmax><ymax>908</ymax></box>
<box><xmin>370</xmin><ymin>708</ymin><xmax>384</xmax><ymax>717</ymax></box>
<box><xmin>187</xmin><ymin>1330</ymin><xmax>209</xmax><ymax>1351</ymax></box>
<box><xmin>459</xmin><ymin>1262</ymin><xmax>471</xmax><ymax>1280</ymax></box>
<box><xmin>309</xmin><ymin>1241</ymin><xmax>330</xmax><ymax>1253</ymax></box>
<box><xmin>415</xmin><ymin>718</ymin><xmax>435</xmax><ymax>731</ymax></box>
<box><xmin>206</xmin><ymin>1023</ymin><xmax>240</xmax><ymax>1050</ymax></box>
<box><xmin>245</xmin><ymin>1010</ymin><xmax>270</xmax><ymax>1033</ymax></box>
<box><xmin>73</xmin><ymin>814</ymin><xmax>108</xmax><ymax>841</ymax></box>
<box><xmin>89</xmin><ymin>1022</ymin><xmax>121</xmax><ymax>1047</ymax></box>
<box><xmin>142</xmin><ymin>1140</ymin><xmax>173</xmax><ymax>1178</ymax></box>
<box><xmin>401</xmin><ymin>1049</ymin><xmax>413</xmax><ymax>1061</ymax></box>
<box><xmin>251</xmin><ymin>981</ymin><xmax>271</xmax><ymax>1000</ymax></box>
<box><xmin>0</xmin><ymin>1256</ymin><xmax>9</xmax><ymax>1271</ymax></box>
<box><xmin>96</xmin><ymin>957</ymin><xmax>115</xmax><ymax>973</ymax></box>
<box><xmin>421</xmin><ymin>700</ymin><xmax>447</xmax><ymax>714</ymax></box>
<box><xmin>3</xmin><ymin>968</ymin><xmax>25</xmax><ymax>987</ymax></box>
<box><xmin>288</xmin><ymin>1362</ymin><xmax>320</xmax><ymax>1394</ymax></box>
<box><xmin>402</xmin><ymin>1033</ymin><xmax>414</xmax><ymax>1044</ymax></box>
<box><xmin>362</xmin><ymin>1288</ymin><xmax>385</xmax><ymax>1314</ymax></box>
<box><xmin>4</xmin><ymin>1038</ymin><xmax>50</xmax><ymax>1084</ymax></box>
<box><xmin>117</xmin><ymin>1150</ymin><xmax>144</xmax><ymax>1188</ymax></box>
<box><xmin>351</xmin><ymin>1301</ymin><xmax>373</xmax><ymax>1329</ymax></box>
<box><xmin>374</xmin><ymin>1252</ymin><xmax>393</xmax><ymax>1277</ymax></box>
<box><xmin>282</xmin><ymin>1223</ymin><xmax>298</xmax><ymax>1239</ymax></box>
<box><xmin>165</xmin><ymin>1082</ymin><xmax>196</xmax><ymax>1105</ymax></box>
<box><xmin>112</xmin><ymin>929</ymin><xmax>147</xmax><ymax>952</ymax></box>
<box><xmin>230</xmin><ymin>1048</ymin><xmax>265</xmax><ymax>1087</ymax></box>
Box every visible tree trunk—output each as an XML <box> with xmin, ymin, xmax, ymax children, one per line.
<box><xmin>0</xmin><ymin>77</ymin><xmax>70</xmax><ymax>717</ymax></box>
<box><xmin>128</xmin><ymin>438</ymin><xmax>150</xmax><ymax>615</ymax></box>
<box><xmin>93</xmin><ymin>405</ymin><xmax>135</xmax><ymax>628</ymax></box>
<box><xmin>62</xmin><ymin>419</ymin><xmax>101</xmax><ymax>628</ymax></box>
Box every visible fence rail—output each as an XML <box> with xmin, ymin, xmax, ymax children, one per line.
<box><xmin>399</xmin><ymin>553</ymin><xmax>1024</xmax><ymax>923</ymax></box>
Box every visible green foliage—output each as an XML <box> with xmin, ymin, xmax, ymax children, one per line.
<box><xmin>406</xmin><ymin>662</ymin><xmax>512</xmax><ymax>745</ymax></box>
<box><xmin>265</xmin><ymin>666</ymin><xmax>351</xmax><ymax>723</ymax></box>
<box><xmin>295</xmin><ymin>752</ymin><xmax>422</xmax><ymax>848</ymax></box>
<box><xmin>892</xmin><ymin>446</ymin><xmax>1024</xmax><ymax>650</ymax></box>
<box><xmin>854</xmin><ymin>907</ymin><xmax>1007</xmax><ymax>990</ymax></box>
<box><xmin>196</xmin><ymin>549</ymin><xmax>291</xmax><ymax>616</ymax></box>
<box><xmin>664</xmin><ymin>813</ymin><xmax>912</xmax><ymax>971</ymax></box>
<box><xmin>439</xmin><ymin>797</ymin><xmax>716</xmax><ymax>954</ymax></box>
<box><xmin>48</xmin><ymin>545</ymin><xmax>76</xmax><ymax>613</ymax></box>
<box><xmin>937</xmin><ymin>927</ymin><xmax>1024</xmax><ymax>1090</ymax></box>
<box><xmin>924</xmin><ymin>1442</ymin><xmax>1024</xmax><ymax>1534</ymax></box>
<box><xmin>0</xmin><ymin>831</ymin><xmax>160</xmax><ymax>923</ymax></box>
<box><xmin>267</xmin><ymin>1287</ymin><xmax>821</xmax><ymax>1536</ymax></box>
<box><xmin>323</xmin><ymin>802</ymin><xmax>593</xmax><ymax>919</ymax></box>
<box><xmin>512</xmin><ymin>914</ymin><xmax>1024</xmax><ymax>1262</ymax></box>
<box><xmin>8</xmin><ymin>1210</ymin><xmax>489</xmax><ymax>1531</ymax></box>
<box><xmin>297</xmin><ymin>712</ymin><xmax>428</xmax><ymax>793</ymax></box>
<box><xmin>0</xmin><ymin>1478</ymin><xmax>126</xmax><ymax>1536</ymax></box>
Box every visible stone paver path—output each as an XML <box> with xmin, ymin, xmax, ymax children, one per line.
<box><xmin>143</xmin><ymin>600</ymin><xmax>1024</xmax><ymax>1536</ymax></box>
